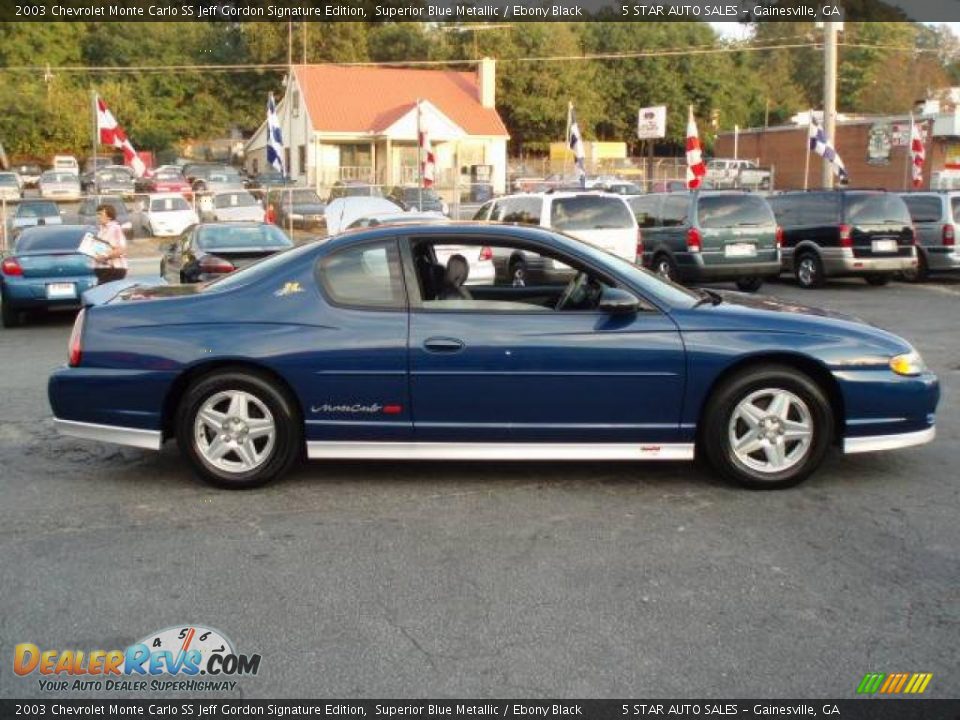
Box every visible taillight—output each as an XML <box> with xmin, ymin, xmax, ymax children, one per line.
<box><xmin>68</xmin><ymin>309</ymin><xmax>85</xmax><ymax>367</ymax></box>
<box><xmin>839</xmin><ymin>224</ymin><xmax>853</xmax><ymax>248</ymax></box>
<box><xmin>199</xmin><ymin>256</ymin><xmax>235</xmax><ymax>274</ymax></box>
<box><xmin>636</xmin><ymin>228</ymin><xmax>644</xmax><ymax>258</ymax></box>
<box><xmin>479</xmin><ymin>246</ymin><xmax>493</xmax><ymax>261</ymax></box>
<box><xmin>686</xmin><ymin>227</ymin><xmax>702</xmax><ymax>253</ymax></box>
<box><xmin>1</xmin><ymin>257</ymin><xmax>23</xmax><ymax>276</ymax></box>
<box><xmin>943</xmin><ymin>224</ymin><xmax>955</xmax><ymax>247</ymax></box>
<box><xmin>775</xmin><ymin>226</ymin><xmax>784</xmax><ymax>248</ymax></box>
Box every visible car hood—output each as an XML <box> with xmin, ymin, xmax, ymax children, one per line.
<box><xmin>712</xmin><ymin>289</ymin><xmax>867</xmax><ymax>324</ymax></box>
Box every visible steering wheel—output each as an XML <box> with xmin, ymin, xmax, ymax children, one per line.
<box><xmin>555</xmin><ymin>271</ymin><xmax>589</xmax><ymax>311</ymax></box>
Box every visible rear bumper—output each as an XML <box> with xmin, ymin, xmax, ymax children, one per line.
<box><xmin>646</xmin><ymin>252</ymin><xmax>781</xmax><ymax>281</ymax></box>
<box><xmin>53</xmin><ymin>418</ymin><xmax>162</xmax><ymax>451</ymax></box>
<box><xmin>844</xmin><ymin>426</ymin><xmax>935</xmax><ymax>454</ymax></box>
<box><xmin>2</xmin><ymin>277</ymin><xmax>98</xmax><ymax>309</ymax></box>
<box><xmin>819</xmin><ymin>247</ymin><xmax>916</xmax><ymax>276</ymax></box>
<box><xmin>922</xmin><ymin>247</ymin><xmax>960</xmax><ymax>272</ymax></box>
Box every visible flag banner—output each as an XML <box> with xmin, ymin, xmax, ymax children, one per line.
<box><xmin>910</xmin><ymin>116</ymin><xmax>925</xmax><ymax>188</ymax></box>
<box><xmin>568</xmin><ymin>103</ymin><xmax>586</xmax><ymax>185</ymax></box>
<box><xmin>418</xmin><ymin>101</ymin><xmax>436</xmax><ymax>188</ymax></box>
<box><xmin>809</xmin><ymin>113</ymin><xmax>849</xmax><ymax>182</ymax></box>
<box><xmin>267</xmin><ymin>93</ymin><xmax>285</xmax><ymax>175</ymax></box>
<box><xmin>96</xmin><ymin>96</ymin><xmax>145</xmax><ymax>177</ymax></box>
<box><xmin>685</xmin><ymin>106</ymin><xmax>706</xmax><ymax>190</ymax></box>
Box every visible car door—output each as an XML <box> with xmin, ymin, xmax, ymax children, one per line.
<box><xmin>404</xmin><ymin>234</ymin><xmax>687</xmax><ymax>446</ymax></box>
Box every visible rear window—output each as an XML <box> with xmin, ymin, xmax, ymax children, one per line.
<box><xmin>628</xmin><ymin>195</ymin><xmax>659</xmax><ymax>229</ymax></box>
<box><xmin>845</xmin><ymin>194</ymin><xmax>912</xmax><ymax>225</ymax></box>
<box><xmin>197</xmin><ymin>225</ymin><xmax>292</xmax><ymax>250</ymax></box>
<box><xmin>151</xmin><ymin>197</ymin><xmax>190</xmax><ymax>212</ymax></box>
<box><xmin>214</xmin><ymin>192</ymin><xmax>258</xmax><ymax>208</ymax></box>
<box><xmin>16</xmin><ymin>229</ymin><xmax>87</xmax><ymax>253</ymax></box>
<box><xmin>769</xmin><ymin>193</ymin><xmax>840</xmax><ymax>226</ymax></box>
<box><xmin>550</xmin><ymin>196</ymin><xmax>634</xmax><ymax>231</ymax></box>
<box><xmin>697</xmin><ymin>195</ymin><xmax>775</xmax><ymax>229</ymax></box>
<box><xmin>902</xmin><ymin>195</ymin><xmax>943</xmax><ymax>223</ymax></box>
<box><xmin>42</xmin><ymin>172</ymin><xmax>76</xmax><ymax>183</ymax></box>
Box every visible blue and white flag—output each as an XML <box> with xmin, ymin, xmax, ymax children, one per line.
<box><xmin>267</xmin><ymin>93</ymin><xmax>284</xmax><ymax>176</ymax></box>
<box><xmin>568</xmin><ymin>103</ymin><xmax>586</xmax><ymax>187</ymax></box>
<box><xmin>808</xmin><ymin>113</ymin><xmax>848</xmax><ymax>182</ymax></box>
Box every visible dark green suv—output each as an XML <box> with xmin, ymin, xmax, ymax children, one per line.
<box><xmin>629</xmin><ymin>191</ymin><xmax>781</xmax><ymax>292</ymax></box>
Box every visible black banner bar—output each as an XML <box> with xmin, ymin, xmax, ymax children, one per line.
<box><xmin>2</xmin><ymin>700</ymin><xmax>960</xmax><ymax>720</ymax></box>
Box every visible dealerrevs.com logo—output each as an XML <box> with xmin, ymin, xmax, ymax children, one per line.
<box><xmin>14</xmin><ymin>625</ymin><xmax>261</xmax><ymax>693</ymax></box>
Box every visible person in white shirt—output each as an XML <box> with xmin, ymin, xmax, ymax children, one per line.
<box><xmin>94</xmin><ymin>204</ymin><xmax>129</xmax><ymax>284</ymax></box>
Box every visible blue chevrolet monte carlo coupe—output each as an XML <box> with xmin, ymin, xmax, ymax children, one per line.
<box><xmin>48</xmin><ymin>222</ymin><xmax>939</xmax><ymax>490</ymax></box>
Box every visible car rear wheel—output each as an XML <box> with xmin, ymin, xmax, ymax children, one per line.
<box><xmin>901</xmin><ymin>253</ymin><xmax>928</xmax><ymax>283</ymax></box>
<box><xmin>735</xmin><ymin>277</ymin><xmax>764</xmax><ymax>293</ymax></box>
<box><xmin>795</xmin><ymin>252</ymin><xmax>825</xmax><ymax>289</ymax></box>
<box><xmin>865</xmin><ymin>274</ymin><xmax>891</xmax><ymax>286</ymax></box>
<box><xmin>176</xmin><ymin>370</ymin><xmax>302</xmax><ymax>489</ymax></box>
<box><xmin>653</xmin><ymin>253</ymin><xmax>679</xmax><ymax>283</ymax></box>
<box><xmin>701</xmin><ymin>364</ymin><xmax>833</xmax><ymax>490</ymax></box>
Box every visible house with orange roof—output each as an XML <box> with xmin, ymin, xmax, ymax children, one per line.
<box><xmin>244</xmin><ymin>59</ymin><xmax>510</xmax><ymax>200</ymax></box>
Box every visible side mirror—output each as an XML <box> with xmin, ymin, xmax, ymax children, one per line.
<box><xmin>598</xmin><ymin>287</ymin><xmax>640</xmax><ymax>315</ymax></box>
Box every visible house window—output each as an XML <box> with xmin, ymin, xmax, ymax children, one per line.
<box><xmin>299</xmin><ymin>145</ymin><xmax>306</xmax><ymax>175</ymax></box>
<box><xmin>252</xmin><ymin>158</ymin><xmax>259</xmax><ymax>174</ymax></box>
<box><xmin>292</xmin><ymin>89</ymin><xmax>300</xmax><ymax>118</ymax></box>
<box><xmin>340</xmin><ymin>144</ymin><xmax>372</xmax><ymax>168</ymax></box>
<box><xmin>284</xmin><ymin>148</ymin><xmax>291</xmax><ymax>176</ymax></box>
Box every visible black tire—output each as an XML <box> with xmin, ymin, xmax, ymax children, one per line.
<box><xmin>653</xmin><ymin>253</ymin><xmax>679</xmax><ymax>283</ymax></box>
<box><xmin>176</xmin><ymin>370</ymin><xmax>303</xmax><ymax>489</ymax></box>
<box><xmin>901</xmin><ymin>252</ymin><xmax>929</xmax><ymax>283</ymax></box>
<box><xmin>1</xmin><ymin>299</ymin><xmax>20</xmax><ymax>328</ymax></box>
<box><xmin>735</xmin><ymin>277</ymin><xmax>764</xmax><ymax>293</ymax></box>
<box><xmin>700</xmin><ymin>364</ymin><xmax>833</xmax><ymax>490</ymax></box>
<box><xmin>794</xmin><ymin>251</ymin><xmax>825</xmax><ymax>289</ymax></box>
<box><xmin>865</xmin><ymin>274</ymin><xmax>891</xmax><ymax>286</ymax></box>
<box><xmin>508</xmin><ymin>256</ymin><xmax>528</xmax><ymax>287</ymax></box>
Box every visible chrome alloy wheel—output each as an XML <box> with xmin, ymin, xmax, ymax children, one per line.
<box><xmin>656</xmin><ymin>259</ymin><xmax>673</xmax><ymax>279</ymax></box>
<box><xmin>797</xmin><ymin>257</ymin><xmax>817</xmax><ymax>287</ymax></box>
<box><xmin>194</xmin><ymin>390</ymin><xmax>276</xmax><ymax>474</ymax></box>
<box><xmin>728</xmin><ymin>388</ymin><xmax>814</xmax><ymax>475</ymax></box>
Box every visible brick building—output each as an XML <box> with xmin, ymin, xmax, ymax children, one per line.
<box><xmin>715</xmin><ymin>112</ymin><xmax>960</xmax><ymax>190</ymax></box>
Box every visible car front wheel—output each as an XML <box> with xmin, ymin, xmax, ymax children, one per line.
<box><xmin>176</xmin><ymin>370</ymin><xmax>302</xmax><ymax>489</ymax></box>
<box><xmin>701</xmin><ymin>364</ymin><xmax>833</xmax><ymax>490</ymax></box>
<box><xmin>735</xmin><ymin>277</ymin><xmax>764</xmax><ymax>293</ymax></box>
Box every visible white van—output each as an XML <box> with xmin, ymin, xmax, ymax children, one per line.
<box><xmin>52</xmin><ymin>155</ymin><xmax>80</xmax><ymax>175</ymax></box>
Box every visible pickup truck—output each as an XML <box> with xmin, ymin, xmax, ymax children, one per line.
<box><xmin>705</xmin><ymin>159</ymin><xmax>771</xmax><ymax>189</ymax></box>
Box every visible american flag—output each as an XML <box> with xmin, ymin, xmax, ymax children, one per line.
<box><xmin>808</xmin><ymin>113</ymin><xmax>848</xmax><ymax>182</ymax></box>
<box><xmin>685</xmin><ymin>106</ymin><xmax>706</xmax><ymax>190</ymax></box>
<box><xmin>910</xmin><ymin>116</ymin><xmax>925</xmax><ymax>188</ymax></box>
<box><xmin>96</xmin><ymin>96</ymin><xmax>145</xmax><ymax>177</ymax></box>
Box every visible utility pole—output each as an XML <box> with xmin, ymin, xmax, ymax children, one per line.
<box><xmin>822</xmin><ymin>21</ymin><xmax>838</xmax><ymax>188</ymax></box>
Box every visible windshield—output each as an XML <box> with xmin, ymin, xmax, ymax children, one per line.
<box><xmin>551</xmin><ymin>196</ymin><xmax>635</xmax><ymax>231</ymax></box>
<box><xmin>98</xmin><ymin>171</ymin><xmax>130</xmax><ymax>182</ymax></box>
<box><xmin>197</xmin><ymin>225</ymin><xmax>292</xmax><ymax>250</ymax></box>
<box><xmin>17</xmin><ymin>202</ymin><xmax>59</xmax><ymax>218</ymax></box>
<box><xmin>0</xmin><ymin>175</ymin><xmax>18</xmax><ymax>185</ymax></box>
<box><xmin>202</xmin><ymin>241</ymin><xmax>314</xmax><ymax>293</ymax></box>
<box><xmin>845</xmin><ymin>194</ymin><xmax>912</xmax><ymax>225</ymax></box>
<box><xmin>697</xmin><ymin>195</ymin><xmax>775</xmax><ymax>228</ymax></box>
<box><xmin>42</xmin><ymin>172</ymin><xmax>76</xmax><ymax>183</ymax></box>
<box><xmin>151</xmin><ymin>197</ymin><xmax>190</xmax><ymax>211</ymax></box>
<box><xmin>214</xmin><ymin>192</ymin><xmax>258</xmax><ymax>209</ymax></box>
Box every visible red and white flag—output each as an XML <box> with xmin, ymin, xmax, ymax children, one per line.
<box><xmin>910</xmin><ymin>115</ymin><xmax>925</xmax><ymax>188</ymax></box>
<box><xmin>685</xmin><ymin>106</ymin><xmax>706</xmax><ymax>190</ymax></box>
<box><xmin>96</xmin><ymin>95</ymin><xmax>145</xmax><ymax>177</ymax></box>
<box><xmin>417</xmin><ymin>100</ymin><xmax>435</xmax><ymax>188</ymax></box>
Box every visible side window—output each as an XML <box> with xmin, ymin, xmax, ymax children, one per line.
<box><xmin>660</xmin><ymin>195</ymin><xmax>689</xmax><ymax>227</ymax></box>
<box><xmin>319</xmin><ymin>241</ymin><xmax>405</xmax><ymax>309</ymax></box>
<box><xmin>473</xmin><ymin>200</ymin><xmax>494</xmax><ymax>221</ymax></box>
<box><xmin>500</xmin><ymin>198</ymin><xmax>542</xmax><ymax>225</ymax></box>
<box><xmin>628</xmin><ymin>195</ymin><xmax>659</xmax><ymax>229</ymax></box>
<box><xmin>902</xmin><ymin>195</ymin><xmax>942</xmax><ymax>223</ymax></box>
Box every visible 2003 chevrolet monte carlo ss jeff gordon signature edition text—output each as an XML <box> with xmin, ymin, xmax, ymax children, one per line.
<box><xmin>47</xmin><ymin>222</ymin><xmax>939</xmax><ymax>490</ymax></box>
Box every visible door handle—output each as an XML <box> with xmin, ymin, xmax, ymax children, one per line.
<box><xmin>423</xmin><ymin>337</ymin><xmax>465</xmax><ymax>353</ymax></box>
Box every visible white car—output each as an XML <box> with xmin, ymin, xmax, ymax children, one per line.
<box><xmin>201</xmin><ymin>191</ymin><xmax>264</xmax><ymax>223</ymax></box>
<box><xmin>52</xmin><ymin>155</ymin><xmax>80</xmax><ymax>175</ymax></box>
<box><xmin>0</xmin><ymin>172</ymin><xmax>22</xmax><ymax>201</ymax></box>
<box><xmin>144</xmin><ymin>193</ymin><xmax>200</xmax><ymax>237</ymax></box>
<box><xmin>38</xmin><ymin>171</ymin><xmax>81</xmax><ymax>201</ymax></box>
<box><xmin>325</xmin><ymin>196</ymin><xmax>403</xmax><ymax>235</ymax></box>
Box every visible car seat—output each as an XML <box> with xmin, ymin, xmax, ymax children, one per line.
<box><xmin>441</xmin><ymin>255</ymin><xmax>472</xmax><ymax>300</ymax></box>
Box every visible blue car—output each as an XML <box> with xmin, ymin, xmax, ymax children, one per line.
<box><xmin>48</xmin><ymin>223</ymin><xmax>939</xmax><ymax>490</ymax></box>
<box><xmin>2</xmin><ymin>225</ymin><xmax>99</xmax><ymax>327</ymax></box>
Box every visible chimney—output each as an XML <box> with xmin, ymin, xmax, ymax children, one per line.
<box><xmin>478</xmin><ymin>57</ymin><xmax>495</xmax><ymax>109</ymax></box>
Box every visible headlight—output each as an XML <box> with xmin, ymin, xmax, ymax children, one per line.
<box><xmin>890</xmin><ymin>350</ymin><xmax>926</xmax><ymax>376</ymax></box>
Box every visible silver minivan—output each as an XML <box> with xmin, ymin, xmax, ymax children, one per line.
<box><xmin>899</xmin><ymin>192</ymin><xmax>960</xmax><ymax>281</ymax></box>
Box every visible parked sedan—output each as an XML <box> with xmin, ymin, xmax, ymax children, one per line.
<box><xmin>0</xmin><ymin>172</ymin><xmax>22</xmax><ymax>201</ymax></box>
<box><xmin>139</xmin><ymin>169</ymin><xmax>192</xmax><ymax>196</ymax></box>
<box><xmin>160</xmin><ymin>222</ymin><xmax>293</xmax><ymax>284</ymax></box>
<box><xmin>269</xmin><ymin>188</ymin><xmax>326</xmax><ymax>230</ymax></box>
<box><xmin>93</xmin><ymin>169</ymin><xmax>136</xmax><ymax>197</ymax></box>
<box><xmin>49</xmin><ymin>223</ymin><xmax>937</xmax><ymax>490</ymax></box>
<box><xmin>247</xmin><ymin>169</ymin><xmax>295</xmax><ymax>190</ymax></box>
<box><xmin>1</xmin><ymin>225</ymin><xmax>98</xmax><ymax>327</ymax></box>
<box><xmin>201</xmin><ymin>191</ymin><xmax>265</xmax><ymax>223</ymax></box>
<box><xmin>77</xmin><ymin>196</ymin><xmax>134</xmax><ymax>240</ymax></box>
<box><xmin>143</xmin><ymin>193</ymin><xmax>199</xmax><ymax>237</ymax></box>
<box><xmin>38</xmin><ymin>171</ymin><xmax>81</xmax><ymax>201</ymax></box>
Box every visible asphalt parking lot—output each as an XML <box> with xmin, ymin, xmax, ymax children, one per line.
<box><xmin>0</xmin><ymin>272</ymin><xmax>957</xmax><ymax>700</ymax></box>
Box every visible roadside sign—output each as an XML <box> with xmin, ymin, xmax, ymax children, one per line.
<box><xmin>638</xmin><ymin>106</ymin><xmax>667</xmax><ymax>140</ymax></box>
